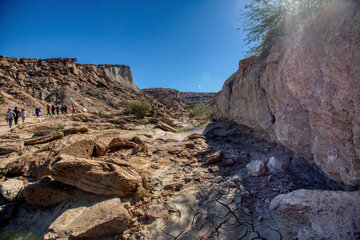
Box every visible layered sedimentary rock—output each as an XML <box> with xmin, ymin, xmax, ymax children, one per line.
<box><xmin>51</xmin><ymin>154</ymin><xmax>142</xmax><ymax>196</ymax></box>
<box><xmin>142</xmin><ymin>88</ymin><xmax>185</xmax><ymax>108</ymax></box>
<box><xmin>180</xmin><ymin>92</ymin><xmax>217</xmax><ymax>105</ymax></box>
<box><xmin>0</xmin><ymin>56</ymin><xmax>144</xmax><ymax>113</ymax></box>
<box><xmin>213</xmin><ymin>0</ymin><xmax>360</xmax><ymax>188</ymax></box>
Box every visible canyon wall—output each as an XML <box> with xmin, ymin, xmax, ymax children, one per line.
<box><xmin>180</xmin><ymin>92</ymin><xmax>217</xmax><ymax>105</ymax></box>
<box><xmin>214</xmin><ymin>0</ymin><xmax>360</xmax><ymax>188</ymax></box>
<box><xmin>0</xmin><ymin>57</ymin><xmax>143</xmax><ymax>113</ymax></box>
<box><xmin>142</xmin><ymin>88</ymin><xmax>186</xmax><ymax>109</ymax></box>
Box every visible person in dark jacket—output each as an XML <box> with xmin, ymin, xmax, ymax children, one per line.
<box><xmin>51</xmin><ymin>105</ymin><xmax>55</xmax><ymax>115</ymax></box>
<box><xmin>63</xmin><ymin>105</ymin><xmax>68</xmax><ymax>114</ymax></box>
<box><xmin>13</xmin><ymin>107</ymin><xmax>20</xmax><ymax>125</ymax></box>
<box><xmin>56</xmin><ymin>106</ymin><xmax>60</xmax><ymax>115</ymax></box>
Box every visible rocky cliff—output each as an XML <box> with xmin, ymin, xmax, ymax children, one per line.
<box><xmin>214</xmin><ymin>0</ymin><xmax>360</xmax><ymax>188</ymax></box>
<box><xmin>142</xmin><ymin>88</ymin><xmax>186</xmax><ymax>109</ymax></box>
<box><xmin>180</xmin><ymin>92</ymin><xmax>217</xmax><ymax>105</ymax></box>
<box><xmin>0</xmin><ymin>57</ymin><xmax>142</xmax><ymax>113</ymax></box>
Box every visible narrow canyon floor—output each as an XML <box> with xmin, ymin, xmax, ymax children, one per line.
<box><xmin>0</xmin><ymin>111</ymin><xmax>338</xmax><ymax>240</ymax></box>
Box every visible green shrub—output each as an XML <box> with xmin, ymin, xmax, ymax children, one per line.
<box><xmin>241</xmin><ymin>0</ymin><xmax>331</xmax><ymax>56</ymax></box>
<box><xmin>189</xmin><ymin>103</ymin><xmax>213</xmax><ymax>120</ymax></box>
<box><xmin>124</xmin><ymin>101</ymin><xmax>151</xmax><ymax>118</ymax></box>
<box><xmin>118</xmin><ymin>100</ymin><xmax>130</xmax><ymax>108</ymax></box>
<box><xmin>55</xmin><ymin>124</ymin><xmax>65</xmax><ymax>132</ymax></box>
<box><xmin>0</xmin><ymin>168</ymin><xmax>8</xmax><ymax>177</ymax></box>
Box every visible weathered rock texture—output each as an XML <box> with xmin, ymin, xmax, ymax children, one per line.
<box><xmin>51</xmin><ymin>154</ymin><xmax>142</xmax><ymax>196</ymax></box>
<box><xmin>142</xmin><ymin>88</ymin><xmax>185</xmax><ymax>109</ymax></box>
<box><xmin>45</xmin><ymin>198</ymin><xmax>130</xmax><ymax>239</ymax></box>
<box><xmin>213</xmin><ymin>0</ymin><xmax>360</xmax><ymax>188</ymax></box>
<box><xmin>180</xmin><ymin>92</ymin><xmax>217</xmax><ymax>105</ymax></box>
<box><xmin>270</xmin><ymin>189</ymin><xmax>360</xmax><ymax>240</ymax></box>
<box><xmin>0</xmin><ymin>56</ymin><xmax>147</xmax><ymax>113</ymax></box>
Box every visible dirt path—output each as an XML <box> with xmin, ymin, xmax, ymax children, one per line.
<box><xmin>0</xmin><ymin>115</ymin><xmax>49</xmax><ymax>136</ymax></box>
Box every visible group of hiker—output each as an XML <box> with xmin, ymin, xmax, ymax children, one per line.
<box><xmin>45</xmin><ymin>104</ymin><xmax>71</xmax><ymax>116</ymax></box>
<box><xmin>5</xmin><ymin>104</ymin><xmax>77</xmax><ymax>128</ymax></box>
<box><xmin>5</xmin><ymin>107</ymin><xmax>27</xmax><ymax>128</ymax></box>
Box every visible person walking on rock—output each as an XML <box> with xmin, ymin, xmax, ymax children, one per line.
<box><xmin>56</xmin><ymin>106</ymin><xmax>60</xmax><ymax>115</ymax></box>
<box><xmin>51</xmin><ymin>105</ymin><xmax>55</xmax><ymax>115</ymax></box>
<box><xmin>13</xmin><ymin>107</ymin><xmax>20</xmax><ymax>125</ymax></box>
<box><xmin>47</xmin><ymin>104</ymin><xmax>51</xmax><ymax>115</ymax></box>
<box><xmin>21</xmin><ymin>109</ymin><xmax>27</xmax><ymax>124</ymax></box>
<box><xmin>64</xmin><ymin>105</ymin><xmax>68</xmax><ymax>114</ymax></box>
<box><xmin>6</xmin><ymin>108</ymin><xmax>15</xmax><ymax>128</ymax></box>
<box><xmin>72</xmin><ymin>105</ymin><xmax>76</xmax><ymax>114</ymax></box>
<box><xmin>35</xmin><ymin>107</ymin><xmax>41</xmax><ymax>117</ymax></box>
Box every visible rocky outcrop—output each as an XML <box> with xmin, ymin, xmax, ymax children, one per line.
<box><xmin>156</xmin><ymin>120</ymin><xmax>177</xmax><ymax>133</ymax></box>
<box><xmin>0</xmin><ymin>141</ymin><xmax>23</xmax><ymax>155</ymax></box>
<box><xmin>45</xmin><ymin>198</ymin><xmax>130</xmax><ymax>239</ymax></box>
<box><xmin>0</xmin><ymin>56</ymin><xmax>144</xmax><ymax>114</ymax></box>
<box><xmin>180</xmin><ymin>92</ymin><xmax>217</xmax><ymax>105</ymax></box>
<box><xmin>24</xmin><ymin>132</ymin><xmax>64</xmax><ymax>145</ymax></box>
<box><xmin>202</xmin><ymin>151</ymin><xmax>223</xmax><ymax>165</ymax></box>
<box><xmin>270</xmin><ymin>189</ymin><xmax>360</xmax><ymax>240</ymax></box>
<box><xmin>142</xmin><ymin>88</ymin><xmax>185</xmax><ymax>109</ymax></box>
<box><xmin>51</xmin><ymin>154</ymin><xmax>142</xmax><ymax>196</ymax></box>
<box><xmin>24</xmin><ymin>179</ymin><xmax>72</xmax><ymax>207</ymax></box>
<box><xmin>213</xmin><ymin>0</ymin><xmax>360</xmax><ymax>188</ymax></box>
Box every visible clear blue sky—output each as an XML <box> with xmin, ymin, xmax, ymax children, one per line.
<box><xmin>0</xmin><ymin>0</ymin><xmax>249</xmax><ymax>92</ymax></box>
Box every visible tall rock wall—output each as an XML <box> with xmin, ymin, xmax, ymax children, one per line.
<box><xmin>0</xmin><ymin>57</ymin><xmax>142</xmax><ymax>113</ymax></box>
<box><xmin>214</xmin><ymin>0</ymin><xmax>360</xmax><ymax>188</ymax></box>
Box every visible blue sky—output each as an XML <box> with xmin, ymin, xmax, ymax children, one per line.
<box><xmin>0</xmin><ymin>0</ymin><xmax>249</xmax><ymax>92</ymax></box>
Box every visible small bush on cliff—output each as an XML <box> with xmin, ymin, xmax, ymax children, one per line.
<box><xmin>189</xmin><ymin>103</ymin><xmax>213</xmax><ymax>120</ymax></box>
<box><xmin>241</xmin><ymin>0</ymin><xmax>331</xmax><ymax>56</ymax></box>
<box><xmin>124</xmin><ymin>101</ymin><xmax>151</xmax><ymax>118</ymax></box>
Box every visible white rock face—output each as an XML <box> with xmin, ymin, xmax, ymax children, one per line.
<box><xmin>213</xmin><ymin>0</ymin><xmax>360</xmax><ymax>188</ymax></box>
<box><xmin>0</xmin><ymin>179</ymin><xmax>24</xmax><ymax>202</ymax></box>
<box><xmin>104</xmin><ymin>66</ymin><xmax>139</xmax><ymax>91</ymax></box>
<box><xmin>270</xmin><ymin>189</ymin><xmax>360</xmax><ymax>240</ymax></box>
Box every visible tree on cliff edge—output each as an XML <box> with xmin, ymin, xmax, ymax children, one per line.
<box><xmin>241</xmin><ymin>0</ymin><xmax>332</xmax><ymax>56</ymax></box>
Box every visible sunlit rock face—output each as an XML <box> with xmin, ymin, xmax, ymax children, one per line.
<box><xmin>0</xmin><ymin>57</ymin><xmax>142</xmax><ymax>113</ymax></box>
<box><xmin>214</xmin><ymin>0</ymin><xmax>360</xmax><ymax>188</ymax></box>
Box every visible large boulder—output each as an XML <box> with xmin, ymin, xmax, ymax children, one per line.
<box><xmin>203</xmin><ymin>151</ymin><xmax>224</xmax><ymax>165</ymax></box>
<box><xmin>45</xmin><ymin>198</ymin><xmax>130</xmax><ymax>239</ymax></box>
<box><xmin>24</xmin><ymin>132</ymin><xmax>64</xmax><ymax>145</ymax></box>
<box><xmin>62</xmin><ymin>126</ymin><xmax>89</xmax><ymax>135</ymax></box>
<box><xmin>24</xmin><ymin>179</ymin><xmax>72</xmax><ymax>207</ymax></box>
<box><xmin>51</xmin><ymin>154</ymin><xmax>142</xmax><ymax>196</ymax></box>
<box><xmin>109</xmin><ymin>137</ymin><xmax>136</xmax><ymax>151</ymax></box>
<box><xmin>0</xmin><ymin>141</ymin><xmax>23</xmax><ymax>155</ymax></box>
<box><xmin>6</xmin><ymin>154</ymin><xmax>51</xmax><ymax>179</ymax></box>
<box><xmin>270</xmin><ymin>189</ymin><xmax>360</xmax><ymax>240</ymax></box>
<box><xmin>0</xmin><ymin>179</ymin><xmax>24</xmax><ymax>202</ymax></box>
<box><xmin>54</xmin><ymin>134</ymin><xmax>108</xmax><ymax>158</ymax></box>
<box><xmin>156</xmin><ymin>120</ymin><xmax>176</xmax><ymax>133</ymax></box>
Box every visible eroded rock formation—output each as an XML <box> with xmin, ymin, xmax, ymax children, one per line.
<box><xmin>0</xmin><ymin>56</ymin><xmax>143</xmax><ymax>113</ymax></box>
<box><xmin>214</xmin><ymin>0</ymin><xmax>360</xmax><ymax>188</ymax></box>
